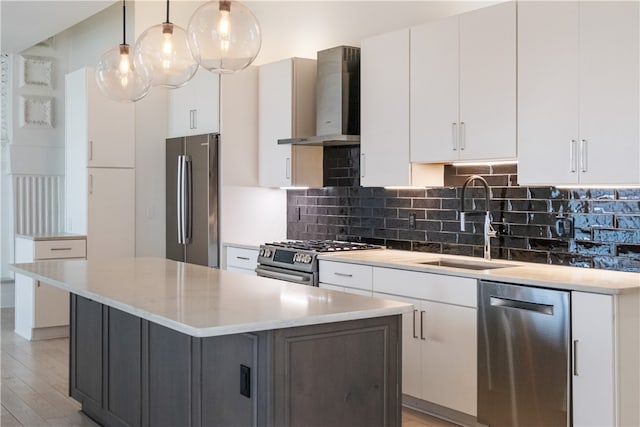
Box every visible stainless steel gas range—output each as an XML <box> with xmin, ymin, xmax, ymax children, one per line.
<box><xmin>256</xmin><ymin>240</ymin><xmax>382</xmax><ymax>286</ymax></box>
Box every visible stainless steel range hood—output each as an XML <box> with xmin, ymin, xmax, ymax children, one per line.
<box><xmin>278</xmin><ymin>46</ymin><xmax>360</xmax><ymax>146</ymax></box>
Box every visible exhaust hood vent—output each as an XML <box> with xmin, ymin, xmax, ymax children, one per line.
<box><xmin>279</xmin><ymin>46</ymin><xmax>360</xmax><ymax>146</ymax></box>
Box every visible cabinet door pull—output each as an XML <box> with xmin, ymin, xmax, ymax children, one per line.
<box><xmin>190</xmin><ymin>109</ymin><xmax>198</xmax><ymax>129</ymax></box>
<box><xmin>459</xmin><ymin>122</ymin><xmax>466</xmax><ymax>151</ymax></box>
<box><xmin>360</xmin><ymin>153</ymin><xmax>366</xmax><ymax>178</ymax></box>
<box><xmin>580</xmin><ymin>139</ymin><xmax>588</xmax><ymax>173</ymax></box>
<box><xmin>451</xmin><ymin>123</ymin><xmax>458</xmax><ymax>151</ymax></box>
<box><xmin>420</xmin><ymin>310</ymin><xmax>426</xmax><ymax>340</ymax></box>
<box><xmin>89</xmin><ymin>140</ymin><xmax>93</xmax><ymax>161</ymax></box>
<box><xmin>333</xmin><ymin>272</ymin><xmax>353</xmax><ymax>278</ymax></box>
<box><xmin>285</xmin><ymin>157</ymin><xmax>291</xmax><ymax>180</ymax></box>
<box><xmin>236</xmin><ymin>256</ymin><xmax>250</xmax><ymax>261</ymax></box>
<box><xmin>412</xmin><ymin>309</ymin><xmax>418</xmax><ymax>339</ymax></box>
<box><xmin>50</xmin><ymin>247</ymin><xmax>72</xmax><ymax>251</ymax></box>
<box><xmin>36</xmin><ymin>280</ymin><xmax>40</xmax><ymax>288</ymax></box>
<box><xmin>570</xmin><ymin>139</ymin><xmax>578</xmax><ymax>172</ymax></box>
<box><xmin>89</xmin><ymin>174</ymin><xmax>93</xmax><ymax>194</ymax></box>
<box><xmin>573</xmin><ymin>339</ymin><xmax>579</xmax><ymax>376</ymax></box>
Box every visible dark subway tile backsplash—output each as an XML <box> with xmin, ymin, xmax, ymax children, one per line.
<box><xmin>287</xmin><ymin>164</ymin><xmax>640</xmax><ymax>272</ymax></box>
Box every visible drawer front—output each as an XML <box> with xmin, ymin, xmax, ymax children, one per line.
<box><xmin>373</xmin><ymin>267</ymin><xmax>477</xmax><ymax>307</ymax></box>
<box><xmin>226</xmin><ymin>247</ymin><xmax>258</xmax><ymax>270</ymax></box>
<box><xmin>34</xmin><ymin>239</ymin><xmax>87</xmax><ymax>260</ymax></box>
<box><xmin>318</xmin><ymin>261</ymin><xmax>373</xmax><ymax>291</ymax></box>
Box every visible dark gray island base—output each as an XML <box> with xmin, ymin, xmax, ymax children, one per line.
<box><xmin>69</xmin><ymin>294</ymin><xmax>402</xmax><ymax>427</ymax></box>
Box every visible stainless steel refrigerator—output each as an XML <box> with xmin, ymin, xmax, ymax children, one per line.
<box><xmin>166</xmin><ymin>133</ymin><xmax>219</xmax><ymax>267</ymax></box>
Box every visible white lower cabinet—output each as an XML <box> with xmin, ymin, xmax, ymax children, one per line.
<box><xmin>373</xmin><ymin>292</ymin><xmax>422</xmax><ymax>398</ymax></box>
<box><xmin>224</xmin><ymin>245</ymin><xmax>259</xmax><ymax>276</ymax></box>
<box><xmin>572</xmin><ymin>291</ymin><xmax>615</xmax><ymax>427</ymax></box>
<box><xmin>373</xmin><ymin>267</ymin><xmax>477</xmax><ymax>417</ymax></box>
<box><xmin>14</xmin><ymin>235</ymin><xmax>86</xmax><ymax>340</ymax></box>
<box><xmin>572</xmin><ymin>290</ymin><xmax>640</xmax><ymax>427</ymax></box>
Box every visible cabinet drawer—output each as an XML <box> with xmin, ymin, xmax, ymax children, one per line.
<box><xmin>34</xmin><ymin>240</ymin><xmax>87</xmax><ymax>260</ymax></box>
<box><xmin>373</xmin><ymin>267</ymin><xmax>477</xmax><ymax>308</ymax></box>
<box><xmin>319</xmin><ymin>261</ymin><xmax>373</xmax><ymax>291</ymax></box>
<box><xmin>226</xmin><ymin>247</ymin><xmax>258</xmax><ymax>271</ymax></box>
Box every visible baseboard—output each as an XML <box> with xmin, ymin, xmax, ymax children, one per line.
<box><xmin>15</xmin><ymin>325</ymin><xmax>69</xmax><ymax>341</ymax></box>
<box><xmin>0</xmin><ymin>281</ymin><xmax>15</xmax><ymax>308</ymax></box>
<box><xmin>403</xmin><ymin>395</ymin><xmax>484</xmax><ymax>427</ymax></box>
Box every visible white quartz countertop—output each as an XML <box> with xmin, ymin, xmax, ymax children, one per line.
<box><xmin>10</xmin><ymin>258</ymin><xmax>411</xmax><ymax>338</ymax></box>
<box><xmin>318</xmin><ymin>249</ymin><xmax>640</xmax><ymax>295</ymax></box>
<box><xmin>16</xmin><ymin>232</ymin><xmax>87</xmax><ymax>241</ymax></box>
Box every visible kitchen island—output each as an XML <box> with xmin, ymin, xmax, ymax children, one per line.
<box><xmin>11</xmin><ymin>258</ymin><xmax>411</xmax><ymax>427</ymax></box>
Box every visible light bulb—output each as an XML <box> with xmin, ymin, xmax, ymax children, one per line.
<box><xmin>162</xmin><ymin>34</ymin><xmax>173</xmax><ymax>69</ymax></box>
<box><xmin>218</xmin><ymin>2</ymin><xmax>231</xmax><ymax>52</ymax></box>
<box><xmin>119</xmin><ymin>46</ymin><xmax>131</xmax><ymax>75</ymax></box>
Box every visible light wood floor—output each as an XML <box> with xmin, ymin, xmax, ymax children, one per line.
<box><xmin>1</xmin><ymin>307</ymin><xmax>456</xmax><ymax>427</ymax></box>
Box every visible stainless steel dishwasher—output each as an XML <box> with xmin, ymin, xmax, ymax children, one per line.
<box><xmin>478</xmin><ymin>281</ymin><xmax>570</xmax><ymax>427</ymax></box>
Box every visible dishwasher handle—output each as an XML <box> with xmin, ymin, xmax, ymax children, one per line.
<box><xmin>490</xmin><ymin>296</ymin><xmax>554</xmax><ymax>315</ymax></box>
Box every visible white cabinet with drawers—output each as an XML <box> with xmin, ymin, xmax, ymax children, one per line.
<box><xmin>318</xmin><ymin>260</ymin><xmax>373</xmax><ymax>295</ymax></box>
<box><xmin>14</xmin><ymin>234</ymin><xmax>87</xmax><ymax>340</ymax></box>
<box><xmin>224</xmin><ymin>244</ymin><xmax>259</xmax><ymax>276</ymax></box>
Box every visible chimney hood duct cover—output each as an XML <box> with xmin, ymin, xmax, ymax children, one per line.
<box><xmin>278</xmin><ymin>46</ymin><xmax>360</xmax><ymax>146</ymax></box>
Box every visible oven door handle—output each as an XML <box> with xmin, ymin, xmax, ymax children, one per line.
<box><xmin>255</xmin><ymin>266</ymin><xmax>313</xmax><ymax>285</ymax></box>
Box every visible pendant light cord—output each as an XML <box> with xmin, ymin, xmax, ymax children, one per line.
<box><xmin>122</xmin><ymin>0</ymin><xmax>126</xmax><ymax>45</ymax></box>
<box><xmin>165</xmin><ymin>0</ymin><xmax>170</xmax><ymax>24</ymax></box>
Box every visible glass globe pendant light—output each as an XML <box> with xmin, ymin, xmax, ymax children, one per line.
<box><xmin>95</xmin><ymin>0</ymin><xmax>151</xmax><ymax>102</ymax></box>
<box><xmin>187</xmin><ymin>0</ymin><xmax>261</xmax><ymax>74</ymax></box>
<box><xmin>134</xmin><ymin>0</ymin><xmax>198</xmax><ymax>88</ymax></box>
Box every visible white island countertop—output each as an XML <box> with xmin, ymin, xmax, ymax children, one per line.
<box><xmin>10</xmin><ymin>257</ymin><xmax>411</xmax><ymax>338</ymax></box>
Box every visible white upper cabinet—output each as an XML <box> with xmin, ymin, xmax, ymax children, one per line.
<box><xmin>65</xmin><ymin>67</ymin><xmax>134</xmax><ymax>168</ymax></box>
<box><xmin>360</xmin><ymin>28</ymin><xmax>443</xmax><ymax>187</ymax></box>
<box><xmin>410</xmin><ymin>1</ymin><xmax>516</xmax><ymax>163</ymax></box>
<box><xmin>518</xmin><ymin>1</ymin><xmax>640</xmax><ymax>185</ymax></box>
<box><xmin>258</xmin><ymin>58</ymin><xmax>322</xmax><ymax>188</ymax></box>
<box><xmin>167</xmin><ymin>68</ymin><xmax>220</xmax><ymax>138</ymax></box>
<box><xmin>361</xmin><ymin>28</ymin><xmax>412</xmax><ymax>187</ymax></box>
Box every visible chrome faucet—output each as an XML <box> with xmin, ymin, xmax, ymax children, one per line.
<box><xmin>460</xmin><ymin>175</ymin><xmax>497</xmax><ymax>261</ymax></box>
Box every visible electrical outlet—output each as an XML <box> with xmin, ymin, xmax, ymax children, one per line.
<box><xmin>409</xmin><ymin>212</ymin><xmax>417</xmax><ymax>229</ymax></box>
<box><xmin>554</xmin><ymin>217</ymin><xmax>573</xmax><ymax>238</ymax></box>
<box><xmin>240</xmin><ymin>365</ymin><xmax>251</xmax><ymax>398</ymax></box>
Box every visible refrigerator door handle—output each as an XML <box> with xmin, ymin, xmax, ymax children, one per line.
<box><xmin>184</xmin><ymin>156</ymin><xmax>193</xmax><ymax>244</ymax></box>
<box><xmin>177</xmin><ymin>156</ymin><xmax>184</xmax><ymax>244</ymax></box>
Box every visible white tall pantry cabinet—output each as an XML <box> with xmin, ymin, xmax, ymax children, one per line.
<box><xmin>65</xmin><ymin>67</ymin><xmax>135</xmax><ymax>259</ymax></box>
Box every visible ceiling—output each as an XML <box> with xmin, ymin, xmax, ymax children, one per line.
<box><xmin>1</xmin><ymin>1</ymin><xmax>115</xmax><ymax>54</ymax></box>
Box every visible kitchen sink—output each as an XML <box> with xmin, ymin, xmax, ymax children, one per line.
<box><xmin>418</xmin><ymin>259</ymin><xmax>511</xmax><ymax>271</ymax></box>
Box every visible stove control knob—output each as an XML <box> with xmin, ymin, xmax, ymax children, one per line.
<box><xmin>304</xmin><ymin>254</ymin><xmax>312</xmax><ymax>264</ymax></box>
<box><xmin>263</xmin><ymin>249</ymin><xmax>271</xmax><ymax>258</ymax></box>
<box><xmin>259</xmin><ymin>248</ymin><xmax>264</xmax><ymax>256</ymax></box>
<box><xmin>294</xmin><ymin>253</ymin><xmax>300</xmax><ymax>263</ymax></box>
